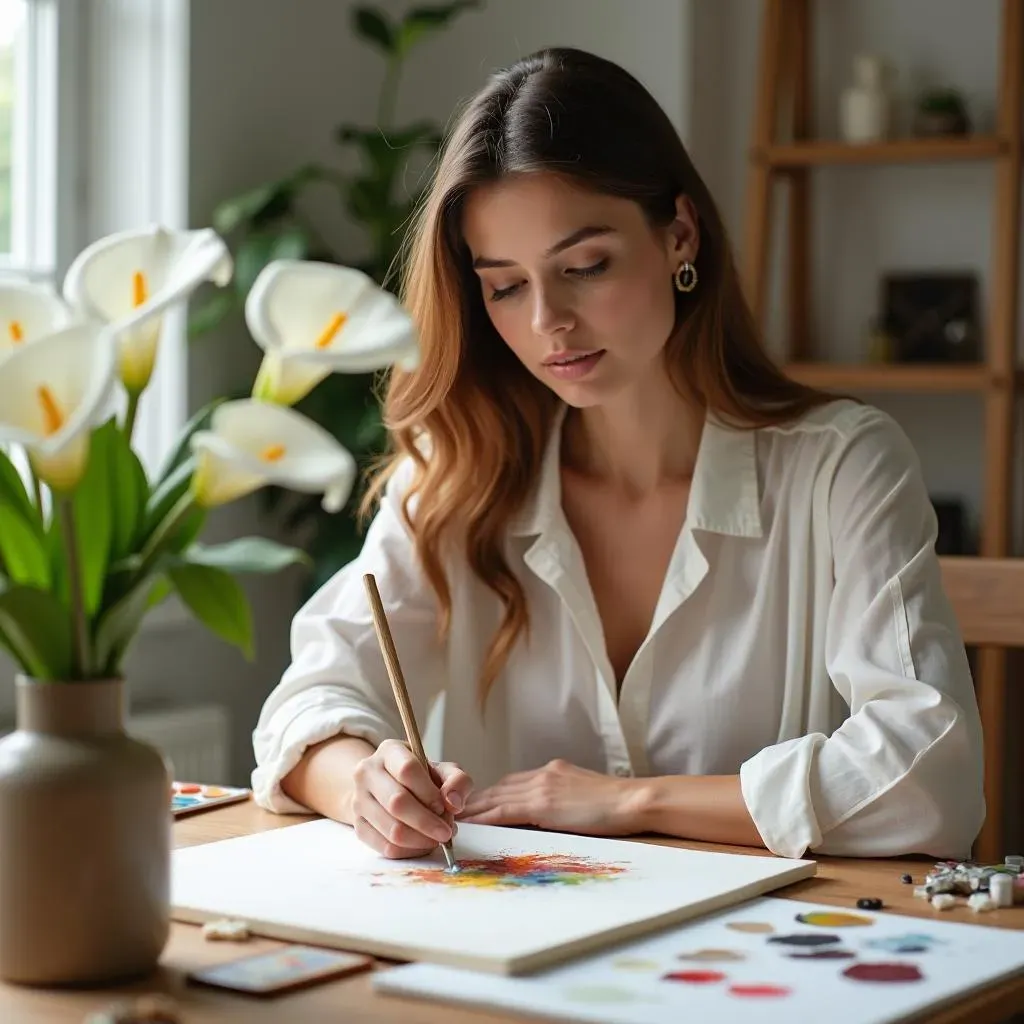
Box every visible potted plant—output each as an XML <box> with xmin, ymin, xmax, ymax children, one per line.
<box><xmin>913</xmin><ymin>87</ymin><xmax>971</xmax><ymax>136</ymax></box>
<box><xmin>0</xmin><ymin>226</ymin><xmax>417</xmax><ymax>985</ymax></box>
<box><xmin>189</xmin><ymin>0</ymin><xmax>479</xmax><ymax>595</ymax></box>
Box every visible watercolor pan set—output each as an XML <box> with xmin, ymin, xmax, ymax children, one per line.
<box><xmin>375</xmin><ymin>894</ymin><xmax>1024</xmax><ymax>1023</ymax></box>
<box><xmin>171</xmin><ymin>781</ymin><xmax>250</xmax><ymax>817</ymax></box>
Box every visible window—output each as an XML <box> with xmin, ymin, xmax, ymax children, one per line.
<box><xmin>2</xmin><ymin>0</ymin><xmax>190</xmax><ymax>476</ymax></box>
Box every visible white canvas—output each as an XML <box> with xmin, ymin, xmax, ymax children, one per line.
<box><xmin>170</xmin><ymin>819</ymin><xmax>815</xmax><ymax>974</ymax></box>
<box><xmin>374</xmin><ymin>895</ymin><xmax>1024</xmax><ymax>1023</ymax></box>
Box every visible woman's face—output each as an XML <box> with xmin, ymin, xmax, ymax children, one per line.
<box><xmin>461</xmin><ymin>171</ymin><xmax>698</xmax><ymax>407</ymax></box>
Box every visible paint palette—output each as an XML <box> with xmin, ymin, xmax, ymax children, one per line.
<box><xmin>375</xmin><ymin>895</ymin><xmax>1024</xmax><ymax>1024</ymax></box>
<box><xmin>172</xmin><ymin>781</ymin><xmax>250</xmax><ymax>817</ymax></box>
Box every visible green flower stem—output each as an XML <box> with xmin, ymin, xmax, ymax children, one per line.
<box><xmin>31</xmin><ymin>474</ymin><xmax>45</xmax><ymax>519</ymax></box>
<box><xmin>58</xmin><ymin>499</ymin><xmax>90</xmax><ymax>678</ymax></box>
<box><xmin>124</xmin><ymin>390</ymin><xmax>141</xmax><ymax>443</ymax></box>
<box><xmin>138</xmin><ymin>491</ymin><xmax>196</xmax><ymax>576</ymax></box>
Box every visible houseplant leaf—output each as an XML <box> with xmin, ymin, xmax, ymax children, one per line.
<box><xmin>178</xmin><ymin>538</ymin><xmax>310</xmax><ymax>574</ymax></box>
<box><xmin>167</xmin><ymin>563</ymin><xmax>253</xmax><ymax>659</ymax></box>
<box><xmin>0</xmin><ymin>448</ymin><xmax>36</xmax><ymax>524</ymax></box>
<box><xmin>93</xmin><ymin>574</ymin><xmax>172</xmax><ymax>677</ymax></box>
<box><xmin>353</xmin><ymin>6</ymin><xmax>395</xmax><ymax>52</ymax></box>
<box><xmin>234</xmin><ymin>225</ymin><xmax>312</xmax><ymax>298</ymax></box>
<box><xmin>396</xmin><ymin>1</ymin><xmax>479</xmax><ymax>54</ymax></box>
<box><xmin>0</xmin><ymin>505</ymin><xmax>49</xmax><ymax>589</ymax></box>
<box><xmin>154</xmin><ymin>398</ymin><xmax>226</xmax><ymax>486</ymax></box>
<box><xmin>0</xmin><ymin>581</ymin><xmax>74</xmax><ymax>680</ymax></box>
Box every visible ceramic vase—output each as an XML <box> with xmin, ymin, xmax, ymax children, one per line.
<box><xmin>839</xmin><ymin>54</ymin><xmax>890</xmax><ymax>143</ymax></box>
<box><xmin>0</xmin><ymin>676</ymin><xmax>171</xmax><ymax>985</ymax></box>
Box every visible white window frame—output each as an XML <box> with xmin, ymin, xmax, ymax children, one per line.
<box><xmin>83</xmin><ymin>0</ymin><xmax>190</xmax><ymax>479</ymax></box>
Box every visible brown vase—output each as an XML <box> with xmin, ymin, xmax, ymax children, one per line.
<box><xmin>0</xmin><ymin>676</ymin><xmax>172</xmax><ymax>985</ymax></box>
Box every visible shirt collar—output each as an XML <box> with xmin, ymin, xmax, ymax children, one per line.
<box><xmin>509</xmin><ymin>403</ymin><xmax>763</xmax><ymax>540</ymax></box>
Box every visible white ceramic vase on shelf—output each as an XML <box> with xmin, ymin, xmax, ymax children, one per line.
<box><xmin>840</xmin><ymin>54</ymin><xmax>890</xmax><ymax>143</ymax></box>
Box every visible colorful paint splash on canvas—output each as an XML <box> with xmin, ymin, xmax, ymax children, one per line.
<box><xmin>374</xmin><ymin>853</ymin><xmax>629</xmax><ymax>891</ymax></box>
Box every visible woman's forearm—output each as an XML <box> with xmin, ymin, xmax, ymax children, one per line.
<box><xmin>631</xmin><ymin>774</ymin><xmax>765</xmax><ymax>848</ymax></box>
<box><xmin>280</xmin><ymin>734</ymin><xmax>376</xmax><ymax>823</ymax></box>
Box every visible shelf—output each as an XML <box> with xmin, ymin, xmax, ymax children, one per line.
<box><xmin>761</xmin><ymin>135</ymin><xmax>1007</xmax><ymax>168</ymax></box>
<box><xmin>783</xmin><ymin>362</ymin><xmax>991</xmax><ymax>392</ymax></box>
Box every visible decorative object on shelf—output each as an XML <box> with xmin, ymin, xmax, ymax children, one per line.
<box><xmin>931</xmin><ymin>497</ymin><xmax>970</xmax><ymax>555</ymax></box>
<box><xmin>913</xmin><ymin>88</ymin><xmax>971</xmax><ymax>137</ymax></box>
<box><xmin>0</xmin><ymin>229</ymin><xmax>418</xmax><ymax>985</ymax></box>
<box><xmin>839</xmin><ymin>54</ymin><xmax>891</xmax><ymax>143</ymax></box>
<box><xmin>880</xmin><ymin>272</ymin><xmax>980</xmax><ymax>363</ymax></box>
<box><xmin>864</xmin><ymin>318</ymin><xmax>896</xmax><ymax>363</ymax></box>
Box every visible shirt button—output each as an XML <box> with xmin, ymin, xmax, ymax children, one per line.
<box><xmin>613</xmin><ymin>766</ymin><xmax>632</xmax><ymax>778</ymax></box>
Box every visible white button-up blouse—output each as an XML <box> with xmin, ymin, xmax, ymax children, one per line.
<box><xmin>251</xmin><ymin>398</ymin><xmax>985</xmax><ymax>860</ymax></box>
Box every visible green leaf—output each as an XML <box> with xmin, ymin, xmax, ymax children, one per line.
<box><xmin>142</xmin><ymin>460</ymin><xmax>207</xmax><ymax>556</ymax></box>
<box><xmin>93</xmin><ymin>575</ymin><xmax>171</xmax><ymax>677</ymax></box>
<box><xmin>0</xmin><ymin>505</ymin><xmax>49</xmax><ymax>588</ymax></box>
<box><xmin>396</xmin><ymin>1</ymin><xmax>479</xmax><ymax>54</ymax></box>
<box><xmin>168</xmin><ymin>564</ymin><xmax>253</xmax><ymax>659</ymax></box>
<box><xmin>56</xmin><ymin>425</ymin><xmax>117</xmax><ymax>617</ymax></box>
<box><xmin>234</xmin><ymin>225</ymin><xmax>312</xmax><ymax>299</ymax></box>
<box><xmin>212</xmin><ymin>181</ymin><xmax>284</xmax><ymax>235</ymax></box>
<box><xmin>154</xmin><ymin>399</ymin><xmax>225</xmax><ymax>486</ymax></box>
<box><xmin>0</xmin><ymin>448</ymin><xmax>36</xmax><ymax>524</ymax></box>
<box><xmin>103</xmin><ymin>421</ymin><xmax>149</xmax><ymax>563</ymax></box>
<box><xmin>0</xmin><ymin>582</ymin><xmax>74</xmax><ymax>680</ymax></box>
<box><xmin>178</xmin><ymin>538</ymin><xmax>310</xmax><ymax>574</ymax></box>
<box><xmin>353</xmin><ymin>6</ymin><xmax>395</xmax><ymax>52</ymax></box>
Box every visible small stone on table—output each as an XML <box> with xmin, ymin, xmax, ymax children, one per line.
<box><xmin>856</xmin><ymin>897</ymin><xmax>883</xmax><ymax>911</ymax></box>
<box><xmin>202</xmin><ymin>917</ymin><xmax>251</xmax><ymax>941</ymax></box>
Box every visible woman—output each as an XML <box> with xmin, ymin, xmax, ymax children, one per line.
<box><xmin>251</xmin><ymin>47</ymin><xmax>984</xmax><ymax>862</ymax></box>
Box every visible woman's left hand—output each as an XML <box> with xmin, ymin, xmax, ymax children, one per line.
<box><xmin>457</xmin><ymin>759</ymin><xmax>643</xmax><ymax>835</ymax></box>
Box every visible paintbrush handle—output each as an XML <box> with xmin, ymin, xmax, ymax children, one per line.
<box><xmin>362</xmin><ymin>573</ymin><xmax>430</xmax><ymax>767</ymax></box>
<box><xmin>364</xmin><ymin>573</ymin><xmax>457</xmax><ymax>872</ymax></box>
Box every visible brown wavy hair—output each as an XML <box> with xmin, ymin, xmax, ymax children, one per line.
<box><xmin>363</xmin><ymin>47</ymin><xmax>835</xmax><ymax>706</ymax></box>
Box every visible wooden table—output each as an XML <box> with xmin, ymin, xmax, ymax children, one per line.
<box><xmin>3</xmin><ymin>801</ymin><xmax>1024</xmax><ymax>1023</ymax></box>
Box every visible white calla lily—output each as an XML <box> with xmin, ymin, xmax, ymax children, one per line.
<box><xmin>0</xmin><ymin>280</ymin><xmax>78</xmax><ymax>363</ymax></box>
<box><xmin>0</xmin><ymin>322</ymin><xmax>118</xmax><ymax>492</ymax></box>
<box><xmin>189</xmin><ymin>399</ymin><xmax>357</xmax><ymax>513</ymax></box>
<box><xmin>63</xmin><ymin>225</ymin><xmax>233</xmax><ymax>393</ymax></box>
<box><xmin>246</xmin><ymin>260</ymin><xmax>420</xmax><ymax>405</ymax></box>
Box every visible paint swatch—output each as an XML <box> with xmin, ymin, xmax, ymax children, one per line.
<box><xmin>677</xmin><ymin>948</ymin><xmax>746</xmax><ymax>962</ymax></box>
<box><xmin>768</xmin><ymin>932</ymin><xmax>841</xmax><ymax>947</ymax></box>
<box><xmin>796</xmin><ymin>911</ymin><xmax>873</xmax><ymax>928</ymax></box>
<box><xmin>662</xmin><ymin>969</ymin><xmax>726</xmax><ymax>984</ymax></box>
<box><xmin>843</xmin><ymin>962</ymin><xmax>924</xmax><ymax>983</ymax></box>
<box><xmin>788</xmin><ymin>949</ymin><xmax>856</xmax><ymax>960</ymax></box>
<box><xmin>380</xmin><ymin>853</ymin><xmax>629</xmax><ymax>890</ymax></box>
<box><xmin>727</xmin><ymin>921</ymin><xmax>775</xmax><ymax>934</ymax></box>
<box><xmin>729</xmin><ymin>983</ymin><xmax>792</xmax><ymax>998</ymax></box>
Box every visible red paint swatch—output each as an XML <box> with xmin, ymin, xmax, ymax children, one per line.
<box><xmin>729</xmin><ymin>983</ymin><xmax>792</xmax><ymax>998</ymax></box>
<box><xmin>177</xmin><ymin>783</ymin><xmax>202</xmax><ymax>794</ymax></box>
<box><xmin>843</xmin><ymin>962</ymin><xmax>923</xmax><ymax>983</ymax></box>
<box><xmin>662</xmin><ymin>969</ymin><xmax>726</xmax><ymax>984</ymax></box>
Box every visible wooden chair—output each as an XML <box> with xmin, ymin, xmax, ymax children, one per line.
<box><xmin>938</xmin><ymin>556</ymin><xmax>1024</xmax><ymax>861</ymax></box>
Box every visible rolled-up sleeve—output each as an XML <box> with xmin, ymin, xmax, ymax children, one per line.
<box><xmin>741</xmin><ymin>411</ymin><xmax>985</xmax><ymax>859</ymax></box>
<box><xmin>251</xmin><ymin>459</ymin><xmax>445</xmax><ymax>813</ymax></box>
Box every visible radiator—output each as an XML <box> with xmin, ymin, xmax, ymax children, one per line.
<box><xmin>127</xmin><ymin>704</ymin><xmax>231</xmax><ymax>784</ymax></box>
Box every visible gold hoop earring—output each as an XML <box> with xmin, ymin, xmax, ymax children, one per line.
<box><xmin>674</xmin><ymin>261</ymin><xmax>697</xmax><ymax>293</ymax></box>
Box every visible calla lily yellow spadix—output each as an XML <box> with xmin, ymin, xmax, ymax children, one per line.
<box><xmin>62</xmin><ymin>225</ymin><xmax>233</xmax><ymax>394</ymax></box>
<box><xmin>0</xmin><ymin>281</ymin><xmax>77</xmax><ymax>363</ymax></box>
<box><xmin>189</xmin><ymin>399</ymin><xmax>357</xmax><ymax>513</ymax></box>
<box><xmin>0</xmin><ymin>322</ymin><xmax>117</xmax><ymax>492</ymax></box>
<box><xmin>246</xmin><ymin>260</ymin><xmax>420</xmax><ymax>405</ymax></box>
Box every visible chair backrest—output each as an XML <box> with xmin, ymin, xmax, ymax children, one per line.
<box><xmin>938</xmin><ymin>556</ymin><xmax>1024</xmax><ymax>648</ymax></box>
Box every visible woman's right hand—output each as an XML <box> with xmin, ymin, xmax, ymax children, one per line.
<box><xmin>351</xmin><ymin>738</ymin><xmax>474</xmax><ymax>859</ymax></box>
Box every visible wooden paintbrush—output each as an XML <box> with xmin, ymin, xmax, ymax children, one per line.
<box><xmin>362</xmin><ymin>573</ymin><xmax>459</xmax><ymax>873</ymax></box>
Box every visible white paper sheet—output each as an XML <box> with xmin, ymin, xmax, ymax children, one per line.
<box><xmin>171</xmin><ymin>819</ymin><xmax>815</xmax><ymax>974</ymax></box>
<box><xmin>375</xmin><ymin>895</ymin><xmax>1024</xmax><ymax>1023</ymax></box>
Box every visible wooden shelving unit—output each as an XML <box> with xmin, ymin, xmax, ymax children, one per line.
<box><xmin>743</xmin><ymin>0</ymin><xmax>1023</xmax><ymax>864</ymax></box>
